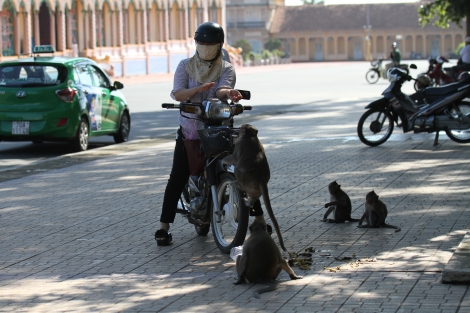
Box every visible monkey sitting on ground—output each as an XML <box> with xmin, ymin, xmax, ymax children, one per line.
<box><xmin>234</xmin><ymin>220</ymin><xmax>302</xmax><ymax>299</ymax></box>
<box><xmin>222</xmin><ymin>124</ymin><xmax>287</xmax><ymax>252</ymax></box>
<box><xmin>357</xmin><ymin>190</ymin><xmax>401</xmax><ymax>232</ymax></box>
<box><xmin>323</xmin><ymin>181</ymin><xmax>359</xmax><ymax>223</ymax></box>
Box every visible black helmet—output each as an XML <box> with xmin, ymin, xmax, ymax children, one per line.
<box><xmin>194</xmin><ymin>22</ymin><xmax>224</xmax><ymax>44</ymax></box>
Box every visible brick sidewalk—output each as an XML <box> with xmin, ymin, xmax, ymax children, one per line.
<box><xmin>1</xmin><ymin>103</ymin><xmax>470</xmax><ymax>312</ymax></box>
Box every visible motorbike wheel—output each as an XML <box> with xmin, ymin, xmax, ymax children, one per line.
<box><xmin>357</xmin><ymin>107</ymin><xmax>394</xmax><ymax>147</ymax></box>
<box><xmin>211</xmin><ymin>173</ymin><xmax>249</xmax><ymax>254</ymax></box>
<box><xmin>181</xmin><ymin>185</ymin><xmax>211</xmax><ymax>236</ymax></box>
<box><xmin>445</xmin><ymin>104</ymin><xmax>470</xmax><ymax>144</ymax></box>
<box><xmin>414</xmin><ymin>80</ymin><xmax>426</xmax><ymax>91</ymax></box>
<box><xmin>365</xmin><ymin>69</ymin><xmax>380</xmax><ymax>84</ymax></box>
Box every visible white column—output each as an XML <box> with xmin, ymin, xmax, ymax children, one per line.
<box><xmin>24</xmin><ymin>11</ymin><xmax>32</xmax><ymax>53</ymax></box>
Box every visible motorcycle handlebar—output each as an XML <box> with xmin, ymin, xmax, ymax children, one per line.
<box><xmin>243</xmin><ymin>105</ymin><xmax>252</xmax><ymax>111</ymax></box>
<box><xmin>162</xmin><ymin>103</ymin><xmax>179</xmax><ymax>109</ymax></box>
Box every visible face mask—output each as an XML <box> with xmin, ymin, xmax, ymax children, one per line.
<box><xmin>196</xmin><ymin>44</ymin><xmax>220</xmax><ymax>61</ymax></box>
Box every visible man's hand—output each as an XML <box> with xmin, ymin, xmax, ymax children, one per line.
<box><xmin>198</xmin><ymin>82</ymin><xmax>216</xmax><ymax>93</ymax></box>
<box><xmin>227</xmin><ymin>89</ymin><xmax>242</xmax><ymax>102</ymax></box>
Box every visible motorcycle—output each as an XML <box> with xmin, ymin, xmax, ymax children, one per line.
<box><xmin>358</xmin><ymin>65</ymin><xmax>470</xmax><ymax>147</ymax></box>
<box><xmin>366</xmin><ymin>58</ymin><xmax>409</xmax><ymax>84</ymax></box>
<box><xmin>162</xmin><ymin>91</ymin><xmax>252</xmax><ymax>254</ymax></box>
<box><xmin>414</xmin><ymin>56</ymin><xmax>456</xmax><ymax>91</ymax></box>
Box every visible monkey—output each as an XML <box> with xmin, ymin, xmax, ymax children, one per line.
<box><xmin>234</xmin><ymin>220</ymin><xmax>302</xmax><ymax>299</ymax></box>
<box><xmin>222</xmin><ymin>124</ymin><xmax>287</xmax><ymax>252</ymax></box>
<box><xmin>357</xmin><ymin>190</ymin><xmax>401</xmax><ymax>232</ymax></box>
<box><xmin>323</xmin><ymin>181</ymin><xmax>359</xmax><ymax>223</ymax></box>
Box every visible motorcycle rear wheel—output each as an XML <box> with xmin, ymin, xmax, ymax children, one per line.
<box><xmin>211</xmin><ymin>173</ymin><xmax>249</xmax><ymax>254</ymax></box>
<box><xmin>357</xmin><ymin>107</ymin><xmax>394</xmax><ymax>146</ymax></box>
<box><xmin>366</xmin><ymin>69</ymin><xmax>380</xmax><ymax>84</ymax></box>
<box><xmin>445</xmin><ymin>104</ymin><xmax>470</xmax><ymax>143</ymax></box>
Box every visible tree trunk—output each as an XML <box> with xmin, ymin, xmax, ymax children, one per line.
<box><xmin>467</xmin><ymin>1</ymin><xmax>470</xmax><ymax>37</ymax></box>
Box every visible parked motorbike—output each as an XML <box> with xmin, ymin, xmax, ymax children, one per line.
<box><xmin>162</xmin><ymin>91</ymin><xmax>252</xmax><ymax>254</ymax></box>
<box><xmin>366</xmin><ymin>58</ymin><xmax>409</xmax><ymax>84</ymax></box>
<box><xmin>358</xmin><ymin>65</ymin><xmax>470</xmax><ymax>147</ymax></box>
<box><xmin>414</xmin><ymin>56</ymin><xmax>456</xmax><ymax>91</ymax></box>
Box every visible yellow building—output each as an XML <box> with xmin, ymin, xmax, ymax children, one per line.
<box><xmin>0</xmin><ymin>0</ymin><xmax>225</xmax><ymax>76</ymax></box>
<box><xmin>269</xmin><ymin>3</ymin><xmax>466</xmax><ymax>62</ymax></box>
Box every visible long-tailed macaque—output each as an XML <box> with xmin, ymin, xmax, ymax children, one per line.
<box><xmin>222</xmin><ymin>124</ymin><xmax>287</xmax><ymax>251</ymax></box>
<box><xmin>235</xmin><ymin>220</ymin><xmax>302</xmax><ymax>298</ymax></box>
<box><xmin>358</xmin><ymin>190</ymin><xmax>401</xmax><ymax>232</ymax></box>
<box><xmin>323</xmin><ymin>181</ymin><xmax>359</xmax><ymax>223</ymax></box>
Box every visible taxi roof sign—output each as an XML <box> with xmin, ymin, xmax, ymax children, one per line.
<box><xmin>33</xmin><ymin>45</ymin><xmax>55</xmax><ymax>54</ymax></box>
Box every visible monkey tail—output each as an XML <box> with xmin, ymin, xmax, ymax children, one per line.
<box><xmin>252</xmin><ymin>281</ymin><xmax>279</xmax><ymax>299</ymax></box>
<box><xmin>347</xmin><ymin>218</ymin><xmax>360</xmax><ymax>222</ymax></box>
<box><xmin>383</xmin><ymin>223</ymin><xmax>401</xmax><ymax>232</ymax></box>
<box><xmin>260</xmin><ymin>183</ymin><xmax>287</xmax><ymax>252</ymax></box>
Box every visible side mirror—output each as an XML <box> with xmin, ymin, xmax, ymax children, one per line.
<box><xmin>237</xmin><ymin>89</ymin><xmax>251</xmax><ymax>100</ymax></box>
<box><xmin>113</xmin><ymin>81</ymin><xmax>124</xmax><ymax>90</ymax></box>
<box><xmin>410</xmin><ymin>64</ymin><xmax>417</xmax><ymax>70</ymax></box>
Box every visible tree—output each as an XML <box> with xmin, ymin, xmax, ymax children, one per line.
<box><xmin>232</xmin><ymin>39</ymin><xmax>252</xmax><ymax>60</ymax></box>
<box><xmin>418</xmin><ymin>0</ymin><xmax>470</xmax><ymax>36</ymax></box>
<box><xmin>264</xmin><ymin>38</ymin><xmax>284</xmax><ymax>52</ymax></box>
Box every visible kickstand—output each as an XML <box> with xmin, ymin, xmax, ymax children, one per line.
<box><xmin>433</xmin><ymin>131</ymin><xmax>440</xmax><ymax>147</ymax></box>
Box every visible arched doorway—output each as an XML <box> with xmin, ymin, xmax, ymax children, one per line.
<box><xmin>39</xmin><ymin>2</ymin><xmax>51</xmax><ymax>45</ymax></box>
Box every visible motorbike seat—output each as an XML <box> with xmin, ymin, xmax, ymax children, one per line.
<box><xmin>423</xmin><ymin>81</ymin><xmax>468</xmax><ymax>97</ymax></box>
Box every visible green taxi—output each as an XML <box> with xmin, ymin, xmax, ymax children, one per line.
<box><xmin>0</xmin><ymin>45</ymin><xmax>130</xmax><ymax>151</ymax></box>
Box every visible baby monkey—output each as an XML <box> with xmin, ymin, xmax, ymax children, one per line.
<box><xmin>235</xmin><ymin>220</ymin><xmax>302</xmax><ymax>299</ymax></box>
<box><xmin>358</xmin><ymin>190</ymin><xmax>401</xmax><ymax>232</ymax></box>
<box><xmin>323</xmin><ymin>181</ymin><xmax>359</xmax><ymax>223</ymax></box>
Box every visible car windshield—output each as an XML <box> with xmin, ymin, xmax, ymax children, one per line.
<box><xmin>0</xmin><ymin>64</ymin><xmax>68</xmax><ymax>87</ymax></box>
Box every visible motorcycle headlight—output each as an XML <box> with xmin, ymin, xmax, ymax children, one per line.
<box><xmin>203</xmin><ymin>99</ymin><xmax>232</xmax><ymax>120</ymax></box>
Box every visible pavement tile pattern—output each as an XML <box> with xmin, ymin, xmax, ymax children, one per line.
<box><xmin>1</xmin><ymin>100</ymin><xmax>470</xmax><ymax>312</ymax></box>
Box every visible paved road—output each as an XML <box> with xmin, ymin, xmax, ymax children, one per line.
<box><xmin>0</xmin><ymin>59</ymin><xmax>431</xmax><ymax>171</ymax></box>
<box><xmin>1</xmin><ymin>61</ymin><xmax>470</xmax><ymax>312</ymax></box>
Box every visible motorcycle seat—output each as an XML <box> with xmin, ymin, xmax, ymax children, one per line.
<box><xmin>423</xmin><ymin>81</ymin><xmax>468</xmax><ymax>97</ymax></box>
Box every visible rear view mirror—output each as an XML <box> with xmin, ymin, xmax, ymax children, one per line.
<box><xmin>113</xmin><ymin>81</ymin><xmax>124</xmax><ymax>90</ymax></box>
<box><xmin>410</xmin><ymin>64</ymin><xmax>417</xmax><ymax>69</ymax></box>
<box><xmin>237</xmin><ymin>89</ymin><xmax>251</xmax><ymax>100</ymax></box>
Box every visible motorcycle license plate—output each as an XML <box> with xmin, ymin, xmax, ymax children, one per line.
<box><xmin>12</xmin><ymin>121</ymin><xmax>30</xmax><ymax>135</ymax></box>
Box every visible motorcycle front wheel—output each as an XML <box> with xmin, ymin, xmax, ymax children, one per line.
<box><xmin>445</xmin><ymin>104</ymin><xmax>470</xmax><ymax>143</ymax></box>
<box><xmin>365</xmin><ymin>69</ymin><xmax>380</xmax><ymax>84</ymax></box>
<box><xmin>211</xmin><ymin>173</ymin><xmax>249</xmax><ymax>254</ymax></box>
<box><xmin>357</xmin><ymin>107</ymin><xmax>394</xmax><ymax>146</ymax></box>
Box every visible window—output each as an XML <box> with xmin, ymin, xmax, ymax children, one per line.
<box><xmin>89</xmin><ymin>66</ymin><xmax>109</xmax><ymax>88</ymax></box>
<box><xmin>75</xmin><ymin>65</ymin><xmax>93</xmax><ymax>86</ymax></box>
<box><xmin>0</xmin><ymin>64</ymin><xmax>67</xmax><ymax>87</ymax></box>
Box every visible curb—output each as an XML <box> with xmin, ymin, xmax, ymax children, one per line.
<box><xmin>442</xmin><ymin>231</ymin><xmax>470</xmax><ymax>283</ymax></box>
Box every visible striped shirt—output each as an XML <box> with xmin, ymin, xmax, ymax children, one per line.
<box><xmin>170</xmin><ymin>58</ymin><xmax>236</xmax><ymax>140</ymax></box>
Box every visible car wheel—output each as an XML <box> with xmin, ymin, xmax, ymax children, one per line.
<box><xmin>113</xmin><ymin>112</ymin><xmax>130</xmax><ymax>144</ymax></box>
<box><xmin>72</xmin><ymin>117</ymin><xmax>89</xmax><ymax>152</ymax></box>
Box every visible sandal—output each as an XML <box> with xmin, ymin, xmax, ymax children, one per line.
<box><xmin>155</xmin><ymin>229</ymin><xmax>173</xmax><ymax>246</ymax></box>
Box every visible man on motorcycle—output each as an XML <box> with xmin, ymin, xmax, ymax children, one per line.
<box><xmin>155</xmin><ymin>22</ymin><xmax>270</xmax><ymax>246</ymax></box>
<box><xmin>450</xmin><ymin>36</ymin><xmax>470</xmax><ymax>79</ymax></box>
<box><xmin>386</xmin><ymin>42</ymin><xmax>402</xmax><ymax>71</ymax></box>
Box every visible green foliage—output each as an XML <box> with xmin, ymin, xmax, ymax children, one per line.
<box><xmin>455</xmin><ymin>41</ymin><xmax>465</xmax><ymax>55</ymax></box>
<box><xmin>264</xmin><ymin>38</ymin><xmax>284</xmax><ymax>52</ymax></box>
<box><xmin>261</xmin><ymin>50</ymin><xmax>272</xmax><ymax>59</ymax></box>
<box><xmin>418</xmin><ymin>0</ymin><xmax>469</xmax><ymax>32</ymax></box>
<box><xmin>271</xmin><ymin>49</ymin><xmax>285</xmax><ymax>58</ymax></box>
<box><xmin>232</xmin><ymin>39</ymin><xmax>252</xmax><ymax>60</ymax></box>
<box><xmin>246</xmin><ymin>51</ymin><xmax>260</xmax><ymax>62</ymax></box>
